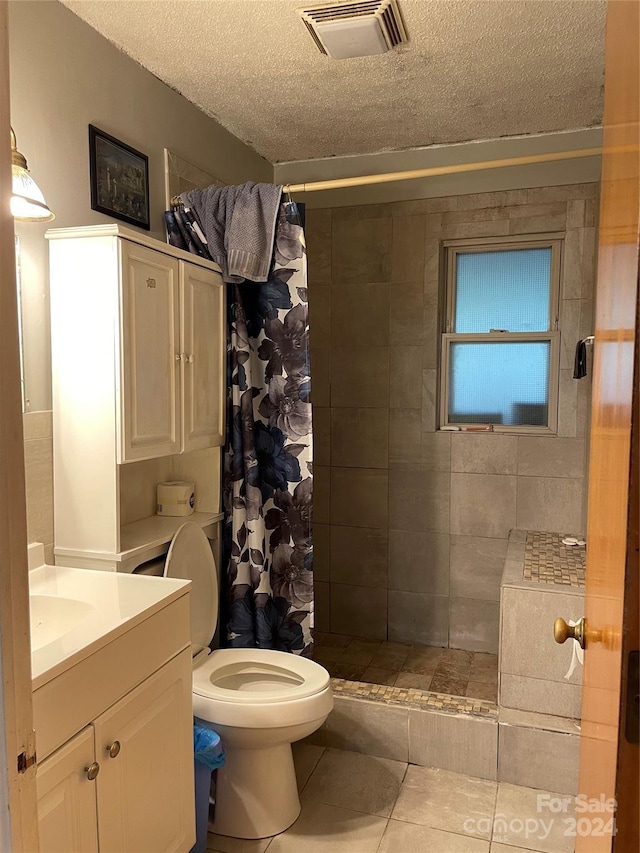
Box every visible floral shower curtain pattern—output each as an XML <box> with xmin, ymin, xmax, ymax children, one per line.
<box><xmin>166</xmin><ymin>196</ymin><xmax>313</xmax><ymax>656</ymax></box>
<box><xmin>223</xmin><ymin>205</ymin><xmax>313</xmax><ymax>657</ymax></box>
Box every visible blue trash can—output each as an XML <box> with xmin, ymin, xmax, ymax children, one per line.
<box><xmin>190</xmin><ymin>724</ymin><xmax>225</xmax><ymax>853</ymax></box>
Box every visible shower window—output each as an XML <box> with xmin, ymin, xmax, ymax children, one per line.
<box><xmin>440</xmin><ymin>236</ymin><xmax>562</xmax><ymax>433</ymax></box>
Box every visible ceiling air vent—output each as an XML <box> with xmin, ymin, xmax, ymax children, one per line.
<box><xmin>299</xmin><ymin>0</ymin><xmax>408</xmax><ymax>60</ymax></box>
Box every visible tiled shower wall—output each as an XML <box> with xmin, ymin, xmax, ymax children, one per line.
<box><xmin>307</xmin><ymin>183</ymin><xmax>598</xmax><ymax>653</ymax></box>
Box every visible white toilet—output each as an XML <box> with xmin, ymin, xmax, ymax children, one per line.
<box><xmin>163</xmin><ymin>522</ymin><xmax>333</xmax><ymax>840</ymax></box>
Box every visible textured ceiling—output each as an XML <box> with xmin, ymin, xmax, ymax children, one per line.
<box><xmin>61</xmin><ymin>0</ymin><xmax>606</xmax><ymax>164</ymax></box>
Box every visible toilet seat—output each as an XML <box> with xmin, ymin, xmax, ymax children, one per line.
<box><xmin>193</xmin><ymin>647</ymin><xmax>330</xmax><ymax>704</ymax></box>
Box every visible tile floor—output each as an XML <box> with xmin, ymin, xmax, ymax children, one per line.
<box><xmin>313</xmin><ymin>633</ymin><xmax>498</xmax><ymax>702</ymax></box>
<box><xmin>207</xmin><ymin>745</ymin><xmax>576</xmax><ymax>853</ymax></box>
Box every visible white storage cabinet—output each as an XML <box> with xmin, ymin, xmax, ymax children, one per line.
<box><xmin>47</xmin><ymin>225</ymin><xmax>225</xmax><ymax>572</ymax></box>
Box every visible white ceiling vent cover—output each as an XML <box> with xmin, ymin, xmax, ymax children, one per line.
<box><xmin>299</xmin><ymin>0</ymin><xmax>407</xmax><ymax>59</ymax></box>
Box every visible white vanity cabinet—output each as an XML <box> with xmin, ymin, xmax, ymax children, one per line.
<box><xmin>33</xmin><ymin>580</ymin><xmax>194</xmax><ymax>853</ymax></box>
<box><xmin>47</xmin><ymin>225</ymin><xmax>225</xmax><ymax>572</ymax></box>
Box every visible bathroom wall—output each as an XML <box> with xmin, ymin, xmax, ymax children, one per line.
<box><xmin>307</xmin><ymin>182</ymin><xmax>598</xmax><ymax>653</ymax></box>
<box><xmin>9</xmin><ymin>0</ymin><xmax>272</xmax><ymax>414</ymax></box>
<box><xmin>9</xmin><ymin>1</ymin><xmax>271</xmax><ymax>555</ymax></box>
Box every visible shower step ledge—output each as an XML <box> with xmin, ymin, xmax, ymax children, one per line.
<box><xmin>329</xmin><ymin>677</ymin><xmax>498</xmax><ymax>718</ymax></box>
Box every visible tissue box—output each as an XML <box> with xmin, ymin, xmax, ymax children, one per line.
<box><xmin>156</xmin><ymin>482</ymin><xmax>195</xmax><ymax>517</ymax></box>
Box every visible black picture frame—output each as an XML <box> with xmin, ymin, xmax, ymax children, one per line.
<box><xmin>89</xmin><ymin>125</ymin><xmax>150</xmax><ymax>230</ymax></box>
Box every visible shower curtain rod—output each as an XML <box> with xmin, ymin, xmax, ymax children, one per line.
<box><xmin>283</xmin><ymin>147</ymin><xmax>601</xmax><ymax>194</ymax></box>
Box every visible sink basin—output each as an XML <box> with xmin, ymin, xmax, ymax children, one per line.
<box><xmin>29</xmin><ymin>594</ymin><xmax>95</xmax><ymax>651</ymax></box>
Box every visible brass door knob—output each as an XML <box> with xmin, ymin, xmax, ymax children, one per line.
<box><xmin>107</xmin><ymin>741</ymin><xmax>121</xmax><ymax>759</ymax></box>
<box><xmin>85</xmin><ymin>762</ymin><xmax>100</xmax><ymax>781</ymax></box>
<box><xmin>554</xmin><ymin>617</ymin><xmax>586</xmax><ymax>650</ymax></box>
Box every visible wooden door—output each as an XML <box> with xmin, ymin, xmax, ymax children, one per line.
<box><xmin>0</xmin><ymin>4</ymin><xmax>40</xmax><ymax>849</ymax></box>
<box><xmin>576</xmin><ymin>1</ymin><xmax>639</xmax><ymax>851</ymax></box>
<box><xmin>93</xmin><ymin>650</ymin><xmax>195</xmax><ymax>853</ymax></box>
<box><xmin>119</xmin><ymin>240</ymin><xmax>181</xmax><ymax>461</ymax></box>
<box><xmin>181</xmin><ymin>262</ymin><xmax>225</xmax><ymax>452</ymax></box>
<box><xmin>36</xmin><ymin>727</ymin><xmax>99</xmax><ymax>853</ymax></box>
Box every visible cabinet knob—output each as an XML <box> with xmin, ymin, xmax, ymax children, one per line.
<box><xmin>187</xmin><ymin>354</ymin><xmax>195</xmax><ymax>364</ymax></box>
<box><xmin>85</xmin><ymin>762</ymin><xmax>100</xmax><ymax>781</ymax></box>
<box><xmin>175</xmin><ymin>353</ymin><xmax>183</xmax><ymax>362</ymax></box>
<box><xmin>107</xmin><ymin>741</ymin><xmax>121</xmax><ymax>759</ymax></box>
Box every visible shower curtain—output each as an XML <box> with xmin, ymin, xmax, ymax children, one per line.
<box><xmin>166</xmin><ymin>198</ymin><xmax>313</xmax><ymax>656</ymax></box>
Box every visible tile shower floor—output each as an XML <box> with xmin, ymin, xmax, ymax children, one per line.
<box><xmin>207</xmin><ymin>745</ymin><xmax>576</xmax><ymax>853</ymax></box>
<box><xmin>312</xmin><ymin>633</ymin><xmax>498</xmax><ymax>702</ymax></box>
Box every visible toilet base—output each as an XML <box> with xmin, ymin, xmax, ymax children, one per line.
<box><xmin>211</xmin><ymin>742</ymin><xmax>301</xmax><ymax>839</ymax></box>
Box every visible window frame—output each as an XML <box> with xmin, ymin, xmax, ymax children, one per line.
<box><xmin>439</xmin><ymin>234</ymin><xmax>563</xmax><ymax>435</ymax></box>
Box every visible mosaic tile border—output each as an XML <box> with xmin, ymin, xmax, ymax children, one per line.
<box><xmin>330</xmin><ymin>677</ymin><xmax>498</xmax><ymax>718</ymax></box>
<box><xmin>523</xmin><ymin>531</ymin><xmax>585</xmax><ymax>588</ymax></box>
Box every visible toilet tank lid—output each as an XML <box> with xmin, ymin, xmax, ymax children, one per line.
<box><xmin>164</xmin><ymin>522</ymin><xmax>218</xmax><ymax>648</ymax></box>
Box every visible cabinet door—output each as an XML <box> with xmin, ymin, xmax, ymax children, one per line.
<box><xmin>181</xmin><ymin>262</ymin><xmax>225</xmax><ymax>451</ymax></box>
<box><xmin>36</xmin><ymin>726</ymin><xmax>99</xmax><ymax>853</ymax></box>
<box><xmin>93</xmin><ymin>650</ymin><xmax>195</xmax><ymax>853</ymax></box>
<box><xmin>120</xmin><ymin>241</ymin><xmax>181</xmax><ymax>461</ymax></box>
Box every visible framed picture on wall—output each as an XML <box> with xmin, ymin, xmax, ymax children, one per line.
<box><xmin>89</xmin><ymin>125</ymin><xmax>150</xmax><ymax>230</ymax></box>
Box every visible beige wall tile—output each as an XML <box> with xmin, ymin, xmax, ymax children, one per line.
<box><xmin>450</xmin><ymin>473</ymin><xmax>517</xmax><ymax>538</ymax></box>
<box><xmin>498</xmin><ymin>724</ymin><xmax>580</xmax><ymax>795</ymax></box>
<box><xmin>314</xmin><ymin>464</ymin><xmax>330</xmax><ymax>524</ymax></box>
<box><xmin>517</xmin><ymin>436</ymin><xmax>586</xmax><ymax>478</ymax></box>
<box><xmin>442</xmin><ymin>220</ymin><xmax>510</xmax><ymax>239</ymax></box>
<box><xmin>310</xmin><ymin>348</ymin><xmax>330</xmax><ymax>407</ymax></box>
<box><xmin>390</xmin><ymin>346</ymin><xmax>423</xmax><ymax>409</ymax></box>
<box><xmin>331</xmin><ymin>347</ymin><xmax>389</xmax><ymax>408</ymax></box>
<box><xmin>422</xmin><ymin>286</ymin><xmax>440</xmax><ymax>369</ymax></box>
<box><xmin>508</xmin><ymin>213</ymin><xmax>566</xmax><ymax>234</ymax></box>
<box><xmin>331</xmin><ymin>407</ymin><xmax>388</xmax><ymax>469</ymax></box>
<box><xmin>305</xmin><ymin>209</ymin><xmax>332</xmax><ymax>287</ymax></box>
<box><xmin>389</xmin><ymin>469</ymin><xmax>450</xmax><ymax>533</ymax></box>
<box><xmin>560</xmin><ymin>298</ymin><xmax>582</xmax><ymax>370</ymax></box>
<box><xmin>331</xmin><ymin>467</ymin><xmax>388</xmax><ymax>528</ymax></box>
<box><xmin>24</xmin><ymin>436</ymin><xmax>54</xmax><ymax>548</ymax></box>
<box><xmin>313</xmin><ymin>407</ymin><xmax>330</xmax><ymax>466</ymax></box>
<box><xmin>331</xmin><ymin>525</ymin><xmax>388</xmax><ymax>588</ymax></box>
<box><xmin>324</xmin><ymin>695</ymin><xmax>408</xmax><ymax>761</ymax></box>
<box><xmin>23</xmin><ymin>410</ymin><xmax>52</xmax><ymax>441</ymax></box>
<box><xmin>421</xmin><ymin>368</ymin><xmax>438</xmax><ymax>431</ymax></box>
<box><xmin>500</xmin><ymin>586</ymin><xmax>584</xmax><ymax>684</ymax></box>
<box><xmin>389</xmin><ymin>408</ymin><xmax>421</xmax><ymax>464</ymax></box>
<box><xmin>314</xmin><ymin>581</ymin><xmax>331</xmax><ymax>632</ymax></box>
<box><xmin>566</xmin><ymin>199</ymin><xmax>586</xmax><ymax>229</ymax></box>
<box><xmin>449</xmin><ymin>597</ymin><xmax>500</xmax><ymax>654</ymax></box>
<box><xmin>499</xmin><ymin>673</ymin><xmax>582</xmax><ymax>719</ymax></box>
<box><xmin>557</xmin><ymin>368</ymin><xmax>578</xmax><ymax>437</ymax></box>
<box><xmin>389</xmin><ymin>280</ymin><xmax>424</xmax><ymax>345</ymax></box>
<box><xmin>331</xmin><ymin>283</ymin><xmax>389</xmax><ymax>347</ymax></box>
<box><xmin>332</xmin><ymin>204</ymin><xmax>390</xmax><ymax>221</ymax></box>
<box><xmin>451</xmin><ymin>434</ymin><xmax>517</xmax><ymax>475</ymax></box>
<box><xmin>408</xmin><ymin>712</ymin><xmax>498</xmax><ymax>780</ymax></box>
<box><xmin>421</xmin><ymin>431</ymin><xmax>451</xmax><ymax>471</ymax></box>
<box><xmin>450</xmin><ymin>535</ymin><xmax>507</xmax><ymax>602</ymax></box>
<box><xmin>332</xmin><ymin>217</ymin><xmax>392</xmax><ymax>285</ymax></box>
<box><xmin>392</xmin><ymin>215</ymin><xmax>426</xmax><ymax>282</ymax></box>
<box><xmin>516</xmin><ymin>476</ymin><xmax>584</xmax><ymax>534</ymax></box>
<box><xmin>308</xmin><ymin>287</ymin><xmax>331</xmax><ymax>348</ymax></box>
<box><xmin>562</xmin><ymin>229</ymin><xmax>584</xmax><ymax>299</ymax></box>
<box><xmin>313</xmin><ymin>522</ymin><xmax>330</xmax><ymax>583</ymax></box>
<box><xmin>388</xmin><ymin>591</ymin><xmax>449</xmax><ymax>645</ymax></box>
<box><xmin>331</xmin><ymin>583</ymin><xmax>387</xmax><ymax>640</ymax></box>
<box><xmin>388</xmin><ymin>529</ymin><xmax>450</xmax><ymax>595</ymax></box>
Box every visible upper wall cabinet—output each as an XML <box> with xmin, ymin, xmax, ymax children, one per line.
<box><xmin>48</xmin><ymin>225</ymin><xmax>225</xmax><ymax>464</ymax></box>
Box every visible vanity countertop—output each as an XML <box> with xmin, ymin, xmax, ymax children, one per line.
<box><xmin>30</xmin><ymin>563</ymin><xmax>190</xmax><ymax>690</ymax></box>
